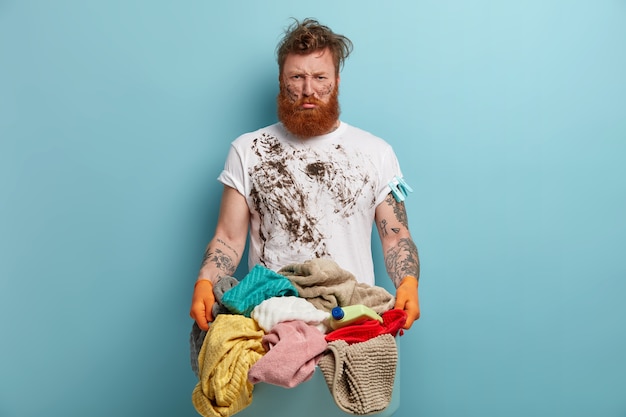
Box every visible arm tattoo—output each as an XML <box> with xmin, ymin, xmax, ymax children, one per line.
<box><xmin>200</xmin><ymin>246</ymin><xmax>237</xmax><ymax>277</ymax></box>
<box><xmin>384</xmin><ymin>193</ymin><xmax>408</xmax><ymax>228</ymax></box>
<box><xmin>380</xmin><ymin>219</ymin><xmax>389</xmax><ymax>237</ymax></box>
<box><xmin>385</xmin><ymin>238</ymin><xmax>420</xmax><ymax>288</ymax></box>
<box><xmin>216</xmin><ymin>238</ymin><xmax>239</xmax><ymax>260</ymax></box>
<box><xmin>379</xmin><ymin>219</ymin><xmax>401</xmax><ymax>237</ymax></box>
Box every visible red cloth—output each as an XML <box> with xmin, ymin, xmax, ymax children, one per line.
<box><xmin>324</xmin><ymin>309</ymin><xmax>407</xmax><ymax>344</ymax></box>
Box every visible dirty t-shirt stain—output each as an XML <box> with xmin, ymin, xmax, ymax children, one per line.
<box><xmin>218</xmin><ymin>122</ymin><xmax>401</xmax><ymax>284</ymax></box>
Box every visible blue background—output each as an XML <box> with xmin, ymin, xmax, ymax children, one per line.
<box><xmin>1</xmin><ymin>1</ymin><xmax>625</xmax><ymax>416</ymax></box>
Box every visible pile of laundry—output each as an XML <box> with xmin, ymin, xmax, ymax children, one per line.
<box><xmin>190</xmin><ymin>258</ymin><xmax>407</xmax><ymax>417</ymax></box>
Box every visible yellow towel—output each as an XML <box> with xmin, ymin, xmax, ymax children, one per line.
<box><xmin>192</xmin><ymin>315</ymin><xmax>266</xmax><ymax>417</ymax></box>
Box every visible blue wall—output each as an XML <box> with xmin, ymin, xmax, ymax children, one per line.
<box><xmin>1</xmin><ymin>1</ymin><xmax>625</xmax><ymax>416</ymax></box>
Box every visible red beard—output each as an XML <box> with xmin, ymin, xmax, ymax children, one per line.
<box><xmin>277</xmin><ymin>85</ymin><xmax>340</xmax><ymax>138</ymax></box>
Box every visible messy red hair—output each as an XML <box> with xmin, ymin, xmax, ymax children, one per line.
<box><xmin>276</xmin><ymin>18</ymin><xmax>353</xmax><ymax>76</ymax></box>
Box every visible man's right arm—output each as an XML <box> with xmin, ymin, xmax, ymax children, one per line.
<box><xmin>190</xmin><ymin>185</ymin><xmax>250</xmax><ymax>330</ymax></box>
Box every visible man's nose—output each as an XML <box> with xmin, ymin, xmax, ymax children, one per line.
<box><xmin>302</xmin><ymin>77</ymin><xmax>314</xmax><ymax>97</ymax></box>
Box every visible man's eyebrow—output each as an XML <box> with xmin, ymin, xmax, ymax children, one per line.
<box><xmin>284</xmin><ymin>69</ymin><xmax>303</xmax><ymax>75</ymax></box>
<box><xmin>285</xmin><ymin>68</ymin><xmax>331</xmax><ymax>76</ymax></box>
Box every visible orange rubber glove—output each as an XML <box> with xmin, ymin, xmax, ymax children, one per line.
<box><xmin>190</xmin><ymin>279</ymin><xmax>215</xmax><ymax>331</ymax></box>
<box><xmin>394</xmin><ymin>276</ymin><xmax>420</xmax><ymax>329</ymax></box>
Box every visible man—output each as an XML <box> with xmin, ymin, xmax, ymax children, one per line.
<box><xmin>190</xmin><ymin>18</ymin><xmax>420</xmax><ymax>332</ymax></box>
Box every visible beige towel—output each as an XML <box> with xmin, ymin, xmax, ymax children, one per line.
<box><xmin>319</xmin><ymin>334</ymin><xmax>398</xmax><ymax>415</ymax></box>
<box><xmin>278</xmin><ymin>258</ymin><xmax>395</xmax><ymax>314</ymax></box>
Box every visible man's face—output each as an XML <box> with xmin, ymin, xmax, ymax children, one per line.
<box><xmin>277</xmin><ymin>48</ymin><xmax>341</xmax><ymax>138</ymax></box>
<box><xmin>281</xmin><ymin>48</ymin><xmax>339</xmax><ymax>104</ymax></box>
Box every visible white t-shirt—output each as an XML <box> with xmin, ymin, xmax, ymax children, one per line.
<box><xmin>217</xmin><ymin>121</ymin><xmax>402</xmax><ymax>285</ymax></box>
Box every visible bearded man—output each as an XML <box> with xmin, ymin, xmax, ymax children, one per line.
<box><xmin>190</xmin><ymin>19</ymin><xmax>420</xmax><ymax>332</ymax></box>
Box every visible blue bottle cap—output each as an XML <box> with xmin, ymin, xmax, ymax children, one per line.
<box><xmin>331</xmin><ymin>306</ymin><xmax>345</xmax><ymax>320</ymax></box>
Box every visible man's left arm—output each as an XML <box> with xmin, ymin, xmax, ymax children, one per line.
<box><xmin>375</xmin><ymin>193</ymin><xmax>420</xmax><ymax>329</ymax></box>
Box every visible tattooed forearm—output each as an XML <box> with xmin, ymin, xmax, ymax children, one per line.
<box><xmin>200</xmin><ymin>237</ymin><xmax>239</xmax><ymax>277</ymax></box>
<box><xmin>200</xmin><ymin>247</ymin><xmax>236</xmax><ymax>276</ymax></box>
<box><xmin>216</xmin><ymin>238</ymin><xmax>239</xmax><ymax>260</ymax></box>
<box><xmin>385</xmin><ymin>237</ymin><xmax>420</xmax><ymax>288</ymax></box>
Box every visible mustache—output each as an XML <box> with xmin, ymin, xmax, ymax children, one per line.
<box><xmin>279</xmin><ymin>86</ymin><xmax>324</xmax><ymax>108</ymax></box>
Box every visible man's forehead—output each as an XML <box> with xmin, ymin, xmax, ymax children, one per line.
<box><xmin>283</xmin><ymin>49</ymin><xmax>336</xmax><ymax>72</ymax></box>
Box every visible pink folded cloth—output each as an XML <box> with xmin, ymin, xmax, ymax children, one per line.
<box><xmin>325</xmin><ymin>309</ymin><xmax>407</xmax><ymax>344</ymax></box>
<box><xmin>248</xmin><ymin>320</ymin><xmax>328</xmax><ymax>388</ymax></box>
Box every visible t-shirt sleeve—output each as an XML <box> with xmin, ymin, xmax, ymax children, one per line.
<box><xmin>375</xmin><ymin>144</ymin><xmax>404</xmax><ymax>207</ymax></box>
<box><xmin>217</xmin><ymin>143</ymin><xmax>246</xmax><ymax>196</ymax></box>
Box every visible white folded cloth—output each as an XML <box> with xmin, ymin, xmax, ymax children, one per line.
<box><xmin>251</xmin><ymin>296</ymin><xmax>330</xmax><ymax>333</ymax></box>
